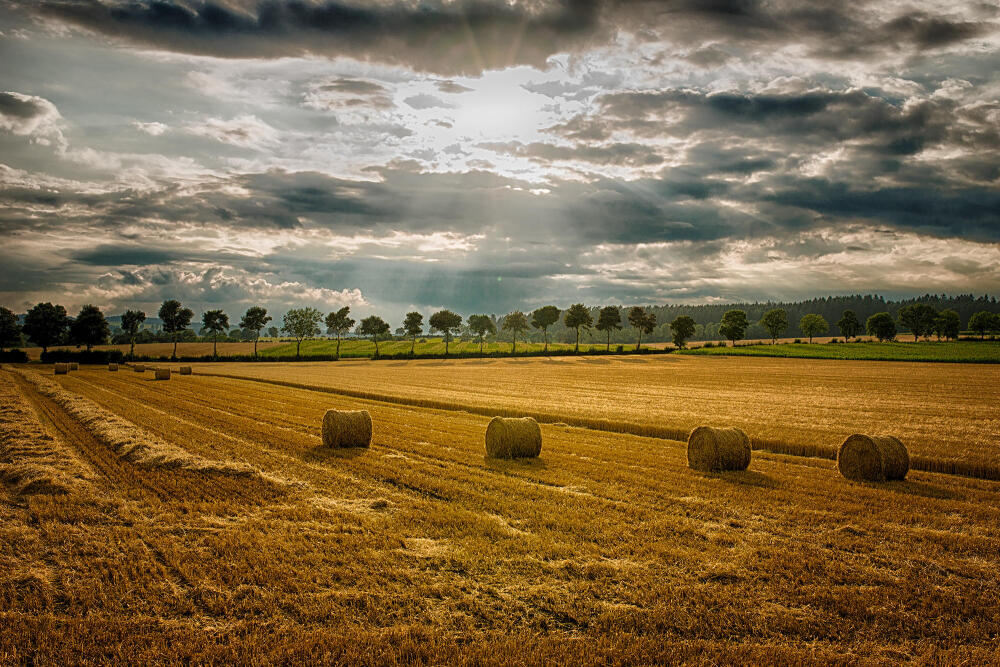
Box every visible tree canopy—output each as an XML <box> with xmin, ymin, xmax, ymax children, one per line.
<box><xmin>23</xmin><ymin>302</ymin><xmax>69</xmax><ymax>353</ymax></box>
<box><xmin>0</xmin><ymin>306</ymin><xmax>22</xmax><ymax>352</ymax></box>
<box><xmin>429</xmin><ymin>310</ymin><xmax>463</xmax><ymax>355</ymax></box>
<box><xmin>719</xmin><ymin>309</ymin><xmax>749</xmax><ymax>345</ymax></box>
<box><xmin>670</xmin><ymin>315</ymin><xmax>696</xmax><ymax>349</ymax></box>
<box><xmin>760</xmin><ymin>308</ymin><xmax>788</xmax><ymax>344</ymax></box>
<box><xmin>69</xmin><ymin>304</ymin><xmax>110</xmax><ymax>352</ymax></box>
<box><xmin>799</xmin><ymin>313</ymin><xmax>829</xmax><ymax>343</ymax></box>
<box><xmin>530</xmin><ymin>305</ymin><xmax>560</xmax><ymax>352</ymax></box>
<box><xmin>359</xmin><ymin>315</ymin><xmax>391</xmax><ymax>356</ymax></box>
<box><xmin>866</xmin><ymin>312</ymin><xmax>897</xmax><ymax>342</ymax></box>
<box><xmin>595</xmin><ymin>306</ymin><xmax>622</xmax><ymax>351</ymax></box>
<box><xmin>283</xmin><ymin>307</ymin><xmax>323</xmax><ymax>359</ymax></box>
<box><xmin>563</xmin><ymin>303</ymin><xmax>593</xmax><ymax>352</ymax></box>
<box><xmin>627</xmin><ymin>306</ymin><xmax>656</xmax><ymax>351</ymax></box>
<box><xmin>501</xmin><ymin>310</ymin><xmax>530</xmax><ymax>354</ymax></box>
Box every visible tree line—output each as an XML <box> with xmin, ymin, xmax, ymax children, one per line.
<box><xmin>2</xmin><ymin>299</ymin><xmax>999</xmax><ymax>360</ymax></box>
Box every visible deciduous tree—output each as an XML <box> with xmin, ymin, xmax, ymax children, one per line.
<box><xmin>627</xmin><ymin>306</ymin><xmax>656</xmax><ymax>351</ymax></box>
<box><xmin>467</xmin><ymin>314</ymin><xmax>496</xmax><ymax>354</ymax></box>
<box><xmin>325</xmin><ymin>307</ymin><xmax>355</xmax><ymax>359</ymax></box>
<box><xmin>530</xmin><ymin>306</ymin><xmax>560</xmax><ymax>352</ymax></box>
<box><xmin>760</xmin><ymin>308</ymin><xmax>788</xmax><ymax>344</ymax></box>
<box><xmin>240</xmin><ymin>306</ymin><xmax>271</xmax><ymax>359</ymax></box>
<box><xmin>719</xmin><ymin>309</ymin><xmax>749</xmax><ymax>346</ymax></box>
<box><xmin>501</xmin><ymin>310</ymin><xmax>529</xmax><ymax>354</ymax></box>
<box><xmin>0</xmin><ymin>306</ymin><xmax>22</xmax><ymax>352</ymax></box>
<box><xmin>932</xmin><ymin>309</ymin><xmax>961</xmax><ymax>340</ymax></box>
<box><xmin>402</xmin><ymin>311</ymin><xmax>424</xmax><ymax>355</ymax></box>
<box><xmin>670</xmin><ymin>315</ymin><xmax>696</xmax><ymax>349</ymax></box>
<box><xmin>159</xmin><ymin>299</ymin><xmax>194</xmax><ymax>360</ymax></box>
<box><xmin>201</xmin><ymin>309</ymin><xmax>229</xmax><ymax>359</ymax></box>
<box><xmin>563</xmin><ymin>304</ymin><xmax>592</xmax><ymax>353</ymax></box>
<box><xmin>429</xmin><ymin>310</ymin><xmax>463</xmax><ymax>355</ymax></box>
<box><xmin>799</xmin><ymin>313</ymin><xmax>829</xmax><ymax>344</ymax></box>
<box><xmin>898</xmin><ymin>303</ymin><xmax>937</xmax><ymax>341</ymax></box>
<box><xmin>283</xmin><ymin>307</ymin><xmax>322</xmax><ymax>360</ymax></box>
<box><xmin>23</xmin><ymin>302</ymin><xmax>68</xmax><ymax>354</ymax></box>
<box><xmin>866</xmin><ymin>312</ymin><xmax>896</xmax><ymax>342</ymax></box>
<box><xmin>69</xmin><ymin>305</ymin><xmax>110</xmax><ymax>352</ymax></box>
<box><xmin>595</xmin><ymin>306</ymin><xmax>622</xmax><ymax>351</ymax></box>
<box><xmin>359</xmin><ymin>315</ymin><xmax>390</xmax><ymax>357</ymax></box>
<box><xmin>837</xmin><ymin>309</ymin><xmax>862</xmax><ymax>340</ymax></box>
<box><xmin>121</xmin><ymin>309</ymin><xmax>146</xmax><ymax>360</ymax></box>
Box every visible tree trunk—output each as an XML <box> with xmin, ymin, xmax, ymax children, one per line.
<box><xmin>543</xmin><ymin>330</ymin><xmax>548</xmax><ymax>352</ymax></box>
<box><xmin>607</xmin><ymin>331</ymin><xmax>611</xmax><ymax>351</ymax></box>
<box><xmin>130</xmin><ymin>339</ymin><xmax>135</xmax><ymax>360</ymax></box>
<box><xmin>512</xmin><ymin>335</ymin><xmax>516</xmax><ymax>355</ymax></box>
<box><xmin>172</xmin><ymin>337</ymin><xmax>178</xmax><ymax>360</ymax></box>
<box><xmin>373</xmin><ymin>336</ymin><xmax>379</xmax><ymax>357</ymax></box>
<box><xmin>213</xmin><ymin>334</ymin><xmax>218</xmax><ymax>358</ymax></box>
<box><xmin>636</xmin><ymin>331</ymin><xmax>641</xmax><ymax>351</ymax></box>
<box><xmin>411</xmin><ymin>335</ymin><xmax>416</xmax><ymax>355</ymax></box>
<box><xmin>336</xmin><ymin>333</ymin><xmax>341</xmax><ymax>359</ymax></box>
<box><xmin>574</xmin><ymin>328</ymin><xmax>579</xmax><ymax>352</ymax></box>
<box><xmin>445</xmin><ymin>334</ymin><xmax>449</xmax><ymax>355</ymax></box>
<box><xmin>296</xmin><ymin>339</ymin><xmax>301</xmax><ymax>360</ymax></box>
<box><xmin>253</xmin><ymin>335</ymin><xmax>258</xmax><ymax>359</ymax></box>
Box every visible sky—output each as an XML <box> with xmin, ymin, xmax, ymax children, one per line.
<box><xmin>1</xmin><ymin>0</ymin><xmax>999</xmax><ymax>324</ymax></box>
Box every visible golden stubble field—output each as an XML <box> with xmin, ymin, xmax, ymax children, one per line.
<box><xmin>1</xmin><ymin>357</ymin><xmax>999</xmax><ymax>664</ymax></box>
<box><xmin>196</xmin><ymin>355</ymin><xmax>1000</xmax><ymax>474</ymax></box>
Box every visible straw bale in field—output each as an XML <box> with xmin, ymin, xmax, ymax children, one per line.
<box><xmin>69</xmin><ymin>363</ymin><xmax>79</xmax><ymax>370</ymax></box>
<box><xmin>687</xmin><ymin>426</ymin><xmax>751</xmax><ymax>472</ymax></box>
<box><xmin>322</xmin><ymin>409</ymin><xmax>372</xmax><ymax>448</ymax></box>
<box><xmin>154</xmin><ymin>368</ymin><xmax>171</xmax><ymax>380</ymax></box>
<box><xmin>485</xmin><ymin>416</ymin><xmax>542</xmax><ymax>459</ymax></box>
<box><xmin>837</xmin><ymin>434</ymin><xmax>909</xmax><ymax>481</ymax></box>
<box><xmin>133</xmin><ymin>365</ymin><xmax>145</xmax><ymax>372</ymax></box>
<box><xmin>108</xmin><ymin>363</ymin><xmax>118</xmax><ymax>371</ymax></box>
<box><xmin>53</xmin><ymin>363</ymin><xmax>69</xmax><ymax>375</ymax></box>
<box><xmin>179</xmin><ymin>366</ymin><xmax>192</xmax><ymax>375</ymax></box>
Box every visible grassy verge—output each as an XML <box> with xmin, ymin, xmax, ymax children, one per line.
<box><xmin>677</xmin><ymin>340</ymin><xmax>1000</xmax><ymax>363</ymax></box>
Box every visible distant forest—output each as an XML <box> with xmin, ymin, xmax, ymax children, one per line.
<box><xmin>523</xmin><ymin>293</ymin><xmax>1000</xmax><ymax>344</ymax></box>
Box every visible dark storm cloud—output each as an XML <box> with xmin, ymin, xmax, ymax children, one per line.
<box><xmin>27</xmin><ymin>1</ymin><xmax>996</xmax><ymax>75</ymax></box>
<box><xmin>761</xmin><ymin>180</ymin><xmax>1000</xmax><ymax>242</ymax></box>
<box><xmin>0</xmin><ymin>92</ymin><xmax>49</xmax><ymax>120</ymax></box>
<box><xmin>33</xmin><ymin>0</ymin><xmax>606</xmax><ymax>75</ymax></box>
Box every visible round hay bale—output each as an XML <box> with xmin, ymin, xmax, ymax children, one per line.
<box><xmin>837</xmin><ymin>434</ymin><xmax>909</xmax><ymax>482</ymax></box>
<box><xmin>53</xmin><ymin>363</ymin><xmax>69</xmax><ymax>375</ymax></box>
<box><xmin>108</xmin><ymin>363</ymin><xmax>118</xmax><ymax>371</ymax></box>
<box><xmin>687</xmin><ymin>426</ymin><xmax>751</xmax><ymax>472</ymax></box>
<box><xmin>69</xmin><ymin>362</ymin><xmax>79</xmax><ymax>371</ymax></box>
<box><xmin>485</xmin><ymin>416</ymin><xmax>542</xmax><ymax>459</ymax></box>
<box><xmin>133</xmin><ymin>365</ymin><xmax>145</xmax><ymax>373</ymax></box>
<box><xmin>322</xmin><ymin>409</ymin><xmax>372</xmax><ymax>448</ymax></box>
<box><xmin>179</xmin><ymin>366</ymin><xmax>192</xmax><ymax>375</ymax></box>
<box><xmin>154</xmin><ymin>368</ymin><xmax>171</xmax><ymax>381</ymax></box>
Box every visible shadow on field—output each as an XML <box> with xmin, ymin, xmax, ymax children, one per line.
<box><xmin>699</xmin><ymin>469</ymin><xmax>780</xmax><ymax>489</ymax></box>
<box><xmin>577</xmin><ymin>357</ymin><xmax>611</xmax><ymax>364</ymax></box>
<box><xmin>304</xmin><ymin>445</ymin><xmax>369</xmax><ymax>462</ymax></box>
<box><xmin>871</xmin><ymin>480</ymin><xmax>961</xmax><ymax>500</ymax></box>
<box><xmin>483</xmin><ymin>457</ymin><xmax>549</xmax><ymax>473</ymax></box>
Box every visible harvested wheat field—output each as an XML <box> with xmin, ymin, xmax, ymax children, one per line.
<box><xmin>1</xmin><ymin>360</ymin><xmax>999</xmax><ymax>664</ymax></box>
<box><xmin>197</xmin><ymin>355</ymin><xmax>1000</xmax><ymax>479</ymax></box>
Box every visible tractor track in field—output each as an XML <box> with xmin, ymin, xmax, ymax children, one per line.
<box><xmin>74</xmin><ymin>372</ymin><xmax>681</xmax><ymax>511</ymax></box>
<box><xmin>13</xmin><ymin>372</ymin><xmax>268</xmax><ymax>505</ymax></box>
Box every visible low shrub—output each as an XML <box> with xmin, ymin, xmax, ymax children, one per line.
<box><xmin>0</xmin><ymin>349</ymin><xmax>29</xmax><ymax>363</ymax></box>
